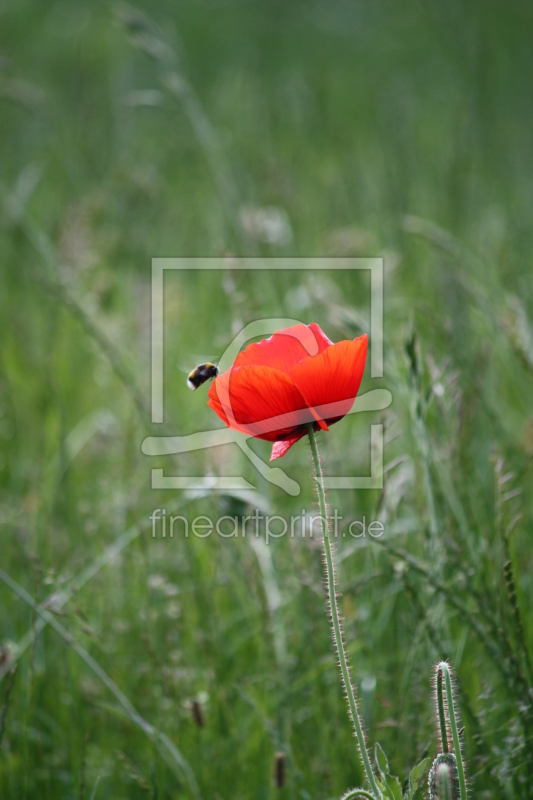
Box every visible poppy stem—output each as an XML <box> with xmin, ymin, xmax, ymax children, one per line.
<box><xmin>306</xmin><ymin>425</ymin><xmax>381</xmax><ymax>800</ymax></box>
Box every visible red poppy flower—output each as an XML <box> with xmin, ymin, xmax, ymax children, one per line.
<box><xmin>208</xmin><ymin>323</ymin><xmax>368</xmax><ymax>461</ymax></box>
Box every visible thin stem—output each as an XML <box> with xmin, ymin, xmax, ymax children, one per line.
<box><xmin>503</xmin><ymin>558</ymin><xmax>533</xmax><ymax>687</ymax></box>
<box><xmin>307</xmin><ymin>425</ymin><xmax>381</xmax><ymax>800</ymax></box>
<box><xmin>438</xmin><ymin>662</ymin><xmax>467</xmax><ymax>800</ymax></box>
<box><xmin>88</xmin><ymin>776</ymin><xmax>101</xmax><ymax>800</ymax></box>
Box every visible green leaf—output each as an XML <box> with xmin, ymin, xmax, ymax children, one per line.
<box><xmin>384</xmin><ymin>774</ymin><xmax>403</xmax><ymax>800</ymax></box>
<box><xmin>374</xmin><ymin>744</ymin><xmax>403</xmax><ymax>800</ymax></box>
<box><xmin>375</xmin><ymin>742</ymin><xmax>390</xmax><ymax>777</ymax></box>
<box><xmin>376</xmin><ymin>775</ymin><xmax>402</xmax><ymax>800</ymax></box>
<box><xmin>406</xmin><ymin>758</ymin><xmax>431</xmax><ymax>799</ymax></box>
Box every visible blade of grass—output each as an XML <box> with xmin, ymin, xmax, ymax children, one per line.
<box><xmin>0</xmin><ymin>567</ymin><xmax>202</xmax><ymax>800</ymax></box>
<box><xmin>0</xmin><ymin>495</ymin><xmax>201</xmax><ymax>683</ymax></box>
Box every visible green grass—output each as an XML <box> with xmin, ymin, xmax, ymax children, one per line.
<box><xmin>1</xmin><ymin>1</ymin><xmax>533</xmax><ymax>798</ymax></box>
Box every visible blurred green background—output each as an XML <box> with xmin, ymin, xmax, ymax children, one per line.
<box><xmin>1</xmin><ymin>1</ymin><xmax>533</xmax><ymax>798</ymax></box>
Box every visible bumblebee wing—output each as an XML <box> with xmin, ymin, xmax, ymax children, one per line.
<box><xmin>178</xmin><ymin>356</ymin><xmax>218</xmax><ymax>374</ymax></box>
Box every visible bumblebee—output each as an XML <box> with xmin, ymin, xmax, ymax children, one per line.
<box><xmin>187</xmin><ymin>362</ymin><xmax>219</xmax><ymax>391</ymax></box>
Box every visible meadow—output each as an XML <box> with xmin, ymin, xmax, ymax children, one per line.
<box><xmin>1</xmin><ymin>1</ymin><xmax>532</xmax><ymax>798</ymax></box>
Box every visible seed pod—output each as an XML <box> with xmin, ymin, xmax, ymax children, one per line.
<box><xmin>274</xmin><ymin>751</ymin><xmax>285</xmax><ymax>788</ymax></box>
<box><xmin>190</xmin><ymin>699</ymin><xmax>204</xmax><ymax>727</ymax></box>
<box><xmin>428</xmin><ymin>753</ymin><xmax>459</xmax><ymax>800</ymax></box>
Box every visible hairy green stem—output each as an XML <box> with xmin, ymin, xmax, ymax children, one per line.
<box><xmin>341</xmin><ymin>790</ymin><xmax>376</xmax><ymax>800</ymax></box>
<box><xmin>436</xmin><ymin>668</ymin><xmax>449</xmax><ymax>753</ymax></box>
<box><xmin>307</xmin><ymin>425</ymin><xmax>380</xmax><ymax>800</ymax></box>
<box><xmin>438</xmin><ymin>662</ymin><xmax>467</xmax><ymax>800</ymax></box>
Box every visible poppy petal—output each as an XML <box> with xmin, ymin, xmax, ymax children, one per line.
<box><xmin>207</xmin><ymin>380</ymin><xmax>230</xmax><ymax>426</ymax></box>
<box><xmin>233</xmin><ymin>323</ymin><xmax>322</xmax><ymax>374</ymax></box>
<box><xmin>270</xmin><ymin>429</ymin><xmax>307</xmax><ymax>461</ymax></box>
<box><xmin>290</xmin><ymin>334</ymin><xmax>368</xmax><ymax>423</ymax></box>
<box><xmin>213</xmin><ymin>365</ymin><xmax>314</xmax><ymax>441</ymax></box>
<box><xmin>308</xmin><ymin>322</ymin><xmax>334</xmax><ymax>353</ymax></box>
